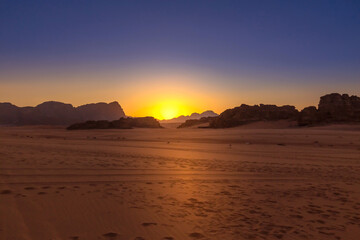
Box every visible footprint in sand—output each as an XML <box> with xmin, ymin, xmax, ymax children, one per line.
<box><xmin>141</xmin><ymin>222</ymin><xmax>157</xmax><ymax>227</ymax></box>
<box><xmin>102</xmin><ymin>232</ymin><xmax>118</xmax><ymax>238</ymax></box>
<box><xmin>189</xmin><ymin>232</ymin><xmax>205</xmax><ymax>239</ymax></box>
<box><xmin>15</xmin><ymin>194</ymin><xmax>26</xmax><ymax>197</ymax></box>
<box><xmin>1</xmin><ymin>190</ymin><xmax>12</xmax><ymax>194</ymax></box>
<box><xmin>290</xmin><ymin>214</ymin><xmax>303</xmax><ymax>219</ymax></box>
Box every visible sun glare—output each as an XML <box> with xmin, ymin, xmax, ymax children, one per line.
<box><xmin>161</xmin><ymin>106</ymin><xmax>178</xmax><ymax>120</ymax></box>
<box><xmin>150</xmin><ymin>99</ymin><xmax>192</xmax><ymax>120</ymax></box>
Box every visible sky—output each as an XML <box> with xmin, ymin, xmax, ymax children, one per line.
<box><xmin>1</xmin><ymin>0</ymin><xmax>360</xmax><ymax>119</ymax></box>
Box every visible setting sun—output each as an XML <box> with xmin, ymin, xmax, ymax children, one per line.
<box><xmin>160</xmin><ymin>106</ymin><xmax>178</xmax><ymax>120</ymax></box>
<box><xmin>148</xmin><ymin>99</ymin><xmax>194</xmax><ymax>120</ymax></box>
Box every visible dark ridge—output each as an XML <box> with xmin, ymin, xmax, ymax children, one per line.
<box><xmin>160</xmin><ymin>110</ymin><xmax>218</xmax><ymax>123</ymax></box>
<box><xmin>177</xmin><ymin>93</ymin><xmax>360</xmax><ymax>128</ymax></box>
<box><xmin>0</xmin><ymin>101</ymin><xmax>125</xmax><ymax>125</ymax></box>
<box><xmin>298</xmin><ymin>93</ymin><xmax>360</xmax><ymax>126</ymax></box>
<box><xmin>67</xmin><ymin>117</ymin><xmax>162</xmax><ymax>130</ymax></box>
<box><xmin>210</xmin><ymin>104</ymin><xmax>298</xmax><ymax>128</ymax></box>
<box><xmin>177</xmin><ymin>117</ymin><xmax>217</xmax><ymax>128</ymax></box>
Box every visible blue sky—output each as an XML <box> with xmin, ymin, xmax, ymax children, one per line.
<box><xmin>1</xmin><ymin>0</ymin><xmax>359</xmax><ymax>114</ymax></box>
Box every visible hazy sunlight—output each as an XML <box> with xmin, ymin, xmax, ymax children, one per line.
<box><xmin>151</xmin><ymin>100</ymin><xmax>189</xmax><ymax>120</ymax></box>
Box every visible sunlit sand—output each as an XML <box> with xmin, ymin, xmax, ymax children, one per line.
<box><xmin>1</xmin><ymin>126</ymin><xmax>359</xmax><ymax>239</ymax></box>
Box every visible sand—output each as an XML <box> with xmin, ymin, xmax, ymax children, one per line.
<box><xmin>0</xmin><ymin>125</ymin><xmax>359</xmax><ymax>240</ymax></box>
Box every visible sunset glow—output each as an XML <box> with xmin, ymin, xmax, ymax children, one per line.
<box><xmin>159</xmin><ymin>106</ymin><xmax>178</xmax><ymax>120</ymax></box>
<box><xmin>149</xmin><ymin>99</ymin><xmax>190</xmax><ymax>120</ymax></box>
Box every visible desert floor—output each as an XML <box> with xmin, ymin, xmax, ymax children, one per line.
<box><xmin>0</xmin><ymin>125</ymin><xmax>360</xmax><ymax>240</ymax></box>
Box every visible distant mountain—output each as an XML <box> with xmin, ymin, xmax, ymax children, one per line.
<box><xmin>0</xmin><ymin>101</ymin><xmax>126</xmax><ymax>125</ymax></box>
<box><xmin>160</xmin><ymin>110</ymin><xmax>218</xmax><ymax>123</ymax></box>
<box><xmin>77</xmin><ymin>102</ymin><xmax>125</xmax><ymax>121</ymax></box>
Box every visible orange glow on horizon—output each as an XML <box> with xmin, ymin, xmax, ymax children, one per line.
<box><xmin>146</xmin><ymin>99</ymin><xmax>194</xmax><ymax>120</ymax></box>
<box><xmin>160</xmin><ymin>106</ymin><xmax>178</xmax><ymax>120</ymax></box>
<box><xmin>2</xmin><ymin>66</ymin><xmax>352</xmax><ymax>118</ymax></box>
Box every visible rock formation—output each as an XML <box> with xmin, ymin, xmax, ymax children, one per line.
<box><xmin>298</xmin><ymin>106</ymin><xmax>319</xmax><ymax>126</ymax></box>
<box><xmin>177</xmin><ymin>117</ymin><xmax>217</xmax><ymax>128</ymax></box>
<box><xmin>318</xmin><ymin>93</ymin><xmax>360</xmax><ymax>122</ymax></box>
<box><xmin>0</xmin><ymin>103</ymin><xmax>21</xmax><ymax>125</ymax></box>
<box><xmin>298</xmin><ymin>93</ymin><xmax>360</xmax><ymax>125</ymax></box>
<box><xmin>67</xmin><ymin>117</ymin><xmax>162</xmax><ymax>130</ymax></box>
<box><xmin>0</xmin><ymin>101</ymin><xmax>126</xmax><ymax>125</ymax></box>
<box><xmin>160</xmin><ymin>110</ymin><xmax>218</xmax><ymax>123</ymax></box>
<box><xmin>209</xmin><ymin>104</ymin><xmax>299</xmax><ymax>128</ymax></box>
<box><xmin>2</xmin><ymin>93</ymin><xmax>359</xmax><ymax>127</ymax></box>
<box><xmin>77</xmin><ymin>101</ymin><xmax>125</xmax><ymax>121</ymax></box>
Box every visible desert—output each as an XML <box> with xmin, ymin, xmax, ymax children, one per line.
<box><xmin>2</xmin><ymin>1</ymin><xmax>360</xmax><ymax>239</ymax></box>
<box><xmin>1</xmin><ymin>124</ymin><xmax>359</xmax><ymax>240</ymax></box>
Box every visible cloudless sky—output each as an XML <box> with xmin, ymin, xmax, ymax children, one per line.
<box><xmin>1</xmin><ymin>0</ymin><xmax>360</xmax><ymax>117</ymax></box>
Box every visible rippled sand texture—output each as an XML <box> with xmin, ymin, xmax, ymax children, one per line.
<box><xmin>1</xmin><ymin>126</ymin><xmax>360</xmax><ymax>240</ymax></box>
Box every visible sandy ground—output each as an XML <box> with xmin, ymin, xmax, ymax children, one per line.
<box><xmin>0</xmin><ymin>125</ymin><xmax>360</xmax><ymax>240</ymax></box>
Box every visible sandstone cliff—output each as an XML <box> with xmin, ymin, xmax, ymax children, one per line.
<box><xmin>298</xmin><ymin>93</ymin><xmax>360</xmax><ymax>126</ymax></box>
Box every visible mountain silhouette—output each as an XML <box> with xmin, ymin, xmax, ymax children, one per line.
<box><xmin>67</xmin><ymin>117</ymin><xmax>162</xmax><ymax>130</ymax></box>
<box><xmin>0</xmin><ymin>101</ymin><xmax>125</xmax><ymax>125</ymax></box>
<box><xmin>178</xmin><ymin>93</ymin><xmax>360</xmax><ymax>128</ymax></box>
<box><xmin>160</xmin><ymin>110</ymin><xmax>218</xmax><ymax>123</ymax></box>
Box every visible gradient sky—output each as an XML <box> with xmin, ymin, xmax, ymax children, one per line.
<box><xmin>1</xmin><ymin>0</ymin><xmax>360</xmax><ymax>118</ymax></box>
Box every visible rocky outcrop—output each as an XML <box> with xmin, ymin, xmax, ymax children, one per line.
<box><xmin>298</xmin><ymin>106</ymin><xmax>319</xmax><ymax>126</ymax></box>
<box><xmin>0</xmin><ymin>101</ymin><xmax>126</xmax><ymax>125</ymax></box>
<box><xmin>18</xmin><ymin>101</ymin><xmax>79</xmax><ymax>125</ymax></box>
<box><xmin>67</xmin><ymin>117</ymin><xmax>162</xmax><ymax>130</ymax></box>
<box><xmin>298</xmin><ymin>93</ymin><xmax>360</xmax><ymax>126</ymax></box>
<box><xmin>205</xmin><ymin>93</ymin><xmax>360</xmax><ymax>128</ymax></box>
<box><xmin>0</xmin><ymin>103</ymin><xmax>21</xmax><ymax>125</ymax></box>
<box><xmin>77</xmin><ymin>101</ymin><xmax>125</xmax><ymax>121</ymax></box>
<box><xmin>210</xmin><ymin>104</ymin><xmax>299</xmax><ymax>128</ymax></box>
<box><xmin>177</xmin><ymin>117</ymin><xmax>217</xmax><ymax>128</ymax></box>
<box><xmin>318</xmin><ymin>93</ymin><xmax>360</xmax><ymax>122</ymax></box>
<box><xmin>160</xmin><ymin>110</ymin><xmax>218</xmax><ymax>123</ymax></box>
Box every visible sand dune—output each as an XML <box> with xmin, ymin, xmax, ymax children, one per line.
<box><xmin>1</xmin><ymin>126</ymin><xmax>360</xmax><ymax>239</ymax></box>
